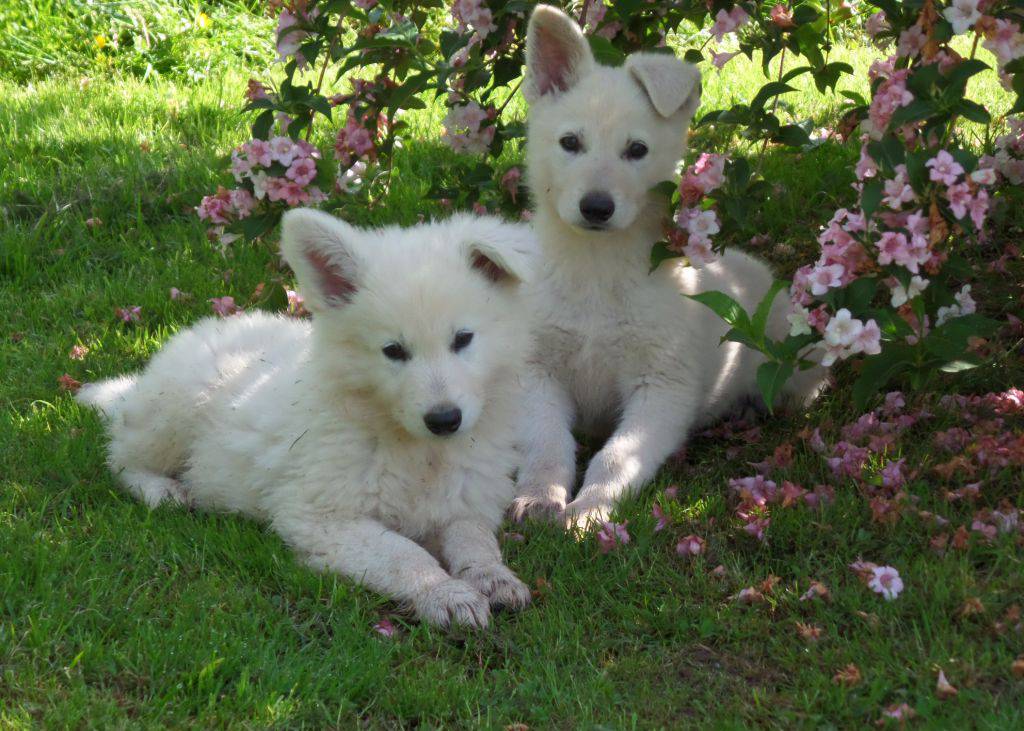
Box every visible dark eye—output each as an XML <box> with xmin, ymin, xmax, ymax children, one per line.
<box><xmin>560</xmin><ymin>134</ymin><xmax>582</xmax><ymax>153</ymax></box>
<box><xmin>382</xmin><ymin>342</ymin><xmax>410</xmax><ymax>362</ymax></box>
<box><xmin>624</xmin><ymin>141</ymin><xmax>648</xmax><ymax>160</ymax></box>
<box><xmin>452</xmin><ymin>330</ymin><xmax>474</xmax><ymax>352</ymax></box>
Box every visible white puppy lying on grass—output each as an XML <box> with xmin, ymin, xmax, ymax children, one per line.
<box><xmin>78</xmin><ymin>209</ymin><xmax>535</xmax><ymax>629</ymax></box>
<box><xmin>510</xmin><ymin>6</ymin><xmax>825</xmax><ymax>528</ymax></box>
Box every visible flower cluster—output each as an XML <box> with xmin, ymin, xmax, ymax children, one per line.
<box><xmin>197</xmin><ymin>136</ymin><xmax>326</xmax><ymax>245</ymax></box>
<box><xmin>441</xmin><ymin>101</ymin><xmax>496</xmax><ymax>155</ymax></box>
<box><xmin>666</xmin><ymin>153</ymin><xmax>727</xmax><ymax>266</ymax></box>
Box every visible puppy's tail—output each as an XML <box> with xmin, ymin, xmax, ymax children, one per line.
<box><xmin>76</xmin><ymin>375</ymin><xmax>138</xmax><ymax>420</ymax></box>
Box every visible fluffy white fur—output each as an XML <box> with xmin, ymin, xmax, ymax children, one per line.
<box><xmin>78</xmin><ymin>210</ymin><xmax>537</xmax><ymax>628</ymax></box>
<box><xmin>511</xmin><ymin>6</ymin><xmax>826</xmax><ymax>528</ymax></box>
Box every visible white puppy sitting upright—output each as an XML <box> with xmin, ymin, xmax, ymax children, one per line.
<box><xmin>511</xmin><ymin>6</ymin><xmax>823</xmax><ymax>527</ymax></box>
<box><xmin>78</xmin><ymin>209</ymin><xmax>535</xmax><ymax>628</ymax></box>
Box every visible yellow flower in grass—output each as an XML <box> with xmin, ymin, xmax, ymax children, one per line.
<box><xmin>196</xmin><ymin>12</ymin><xmax>211</xmax><ymax>30</ymax></box>
<box><xmin>94</xmin><ymin>34</ymin><xmax>107</xmax><ymax>49</ymax></box>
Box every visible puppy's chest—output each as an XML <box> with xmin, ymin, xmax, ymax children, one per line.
<box><xmin>367</xmin><ymin>443</ymin><xmax>513</xmax><ymax>536</ymax></box>
<box><xmin>537</xmin><ymin>284</ymin><xmax>661</xmax><ymax>389</ymax></box>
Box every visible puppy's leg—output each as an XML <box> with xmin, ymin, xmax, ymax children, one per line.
<box><xmin>508</xmin><ymin>370</ymin><xmax>577</xmax><ymax>522</ymax></box>
<box><xmin>565</xmin><ymin>380</ymin><xmax>696</xmax><ymax>529</ymax></box>
<box><xmin>276</xmin><ymin>514</ymin><xmax>490</xmax><ymax>629</ymax></box>
<box><xmin>438</xmin><ymin>519</ymin><xmax>531</xmax><ymax>611</ymax></box>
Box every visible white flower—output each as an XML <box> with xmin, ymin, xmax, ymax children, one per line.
<box><xmin>889</xmin><ymin>275</ymin><xmax>929</xmax><ymax>307</ymax></box>
<box><xmin>936</xmin><ymin>304</ymin><xmax>961</xmax><ymax>327</ymax></box>
<box><xmin>971</xmin><ymin>168</ymin><xmax>997</xmax><ymax>186</ymax></box>
<box><xmin>250</xmin><ymin>171</ymin><xmax>269</xmax><ymax>200</ymax></box>
<box><xmin>787</xmin><ymin>305</ymin><xmax>812</xmax><ymax>336</ymax></box>
<box><xmin>824</xmin><ymin>308</ymin><xmax>864</xmax><ymax>348</ymax></box>
<box><xmin>685</xmin><ymin>210</ymin><xmax>721</xmax><ymax>239</ymax></box>
<box><xmin>868</xmin><ymin>565</ymin><xmax>904</xmax><ymax>600</ymax></box>
<box><xmin>943</xmin><ymin>0</ymin><xmax>981</xmax><ymax>35</ymax></box>
<box><xmin>954</xmin><ymin>284</ymin><xmax>976</xmax><ymax>315</ymax></box>
<box><xmin>268</xmin><ymin>136</ymin><xmax>297</xmax><ymax>166</ymax></box>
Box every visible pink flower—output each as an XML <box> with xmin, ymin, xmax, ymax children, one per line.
<box><xmin>245</xmin><ymin>79</ymin><xmax>269</xmax><ymax>102</ymax></box>
<box><xmin>229</xmin><ymin>188</ymin><xmax>255</xmax><ymax>218</ymax></box>
<box><xmin>770</xmin><ymin>4</ymin><xmax>795</xmax><ymax>29</ymax></box>
<box><xmin>983</xmin><ymin>19</ymin><xmax>1024</xmax><ymax>65</ymax></box>
<box><xmin>581</xmin><ymin>0</ymin><xmax>607</xmax><ymax>33</ymax></box>
<box><xmin>692</xmin><ymin>153</ymin><xmax>726</xmax><ymax>190</ymax></box>
<box><xmin>926</xmin><ymin>150</ymin><xmax>965</xmax><ymax>186</ymax></box>
<box><xmin>373</xmin><ymin>618</ymin><xmax>395</xmax><ymax>637</ymax></box>
<box><xmin>889</xmin><ymin>274</ymin><xmax>928</xmax><ymax>307</ymax></box>
<box><xmin>882</xmin><ymin>165</ymin><xmax>915</xmax><ymax>208</ymax></box>
<box><xmin>710</xmin><ymin>6</ymin><xmax>750</xmax><ymax>42</ymax></box>
<box><xmin>115</xmin><ymin>306</ymin><xmax>141</xmax><ymax>323</ymax></box>
<box><xmin>245</xmin><ymin>139</ymin><xmax>273</xmax><ymax>168</ymax></box>
<box><xmin>945</xmin><ymin>182</ymin><xmax>972</xmax><ymax>219</ymax></box>
<box><xmin>441</xmin><ymin>102</ymin><xmax>494</xmax><ymax>155</ymax></box>
<box><xmin>276</xmin><ymin>9</ymin><xmax>308</xmax><ymax>62</ymax></box>
<box><xmin>711</xmin><ymin>50</ymin><xmax>741</xmax><ymax>69</ymax></box>
<box><xmin>808</xmin><ymin>263</ymin><xmax>844</xmax><ymax>296</ymax></box>
<box><xmin>286</xmin><ymin>289</ymin><xmax>308</xmax><ymax>317</ymax></box>
<box><xmin>897</xmin><ymin>25</ymin><xmax>927</xmax><ymax>58</ymax></box>
<box><xmin>682</xmin><ymin>237</ymin><xmax>719</xmax><ymax>267</ymax></box>
<box><xmin>652</xmin><ymin>504</ymin><xmax>669</xmax><ymax>531</ymax></box>
<box><xmin>880</xmin><ymin>458</ymin><xmax>906</xmax><ymax>488</ymax></box>
<box><xmin>268</xmin><ymin>136</ymin><xmax>297</xmax><ymax>166</ymax></box>
<box><xmin>58</xmin><ymin>374</ymin><xmax>82</xmax><ymax>393</ymax></box>
<box><xmin>865</xmin><ymin>12</ymin><xmax>889</xmax><ymax>39</ymax></box>
<box><xmin>596</xmin><ymin>521</ymin><xmax>630</xmax><ymax>553</ymax></box>
<box><xmin>728</xmin><ymin>475</ymin><xmax>778</xmax><ymax>506</ymax></box>
<box><xmin>943</xmin><ymin>0</ymin><xmax>981</xmax><ymax>35</ymax></box>
<box><xmin>69</xmin><ymin>344</ymin><xmax>89</xmax><ymax>360</ymax></box>
<box><xmin>451</xmin><ymin>0</ymin><xmax>496</xmax><ymax>38</ymax></box>
<box><xmin>209</xmin><ymin>296</ymin><xmax>241</xmax><ymax>317</ymax></box>
<box><xmin>676</xmin><ymin>534</ymin><xmax>706</xmax><ymax>556</ymax></box>
<box><xmin>500</xmin><ymin>167</ymin><xmax>522</xmax><ymax>202</ymax></box>
<box><xmin>851</xmin><ymin>318</ymin><xmax>882</xmax><ymax>356</ymax></box>
<box><xmin>286</xmin><ymin>157</ymin><xmax>317</xmax><ymax>185</ymax></box>
<box><xmin>169</xmin><ymin>287</ymin><xmax>190</xmax><ymax>301</ymax></box>
<box><xmin>868</xmin><ymin>565</ymin><xmax>904</xmax><ymax>600</ymax></box>
<box><xmin>968</xmin><ymin>188</ymin><xmax>989</xmax><ymax>229</ymax></box>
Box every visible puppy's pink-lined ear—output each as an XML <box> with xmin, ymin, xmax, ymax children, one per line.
<box><xmin>524</xmin><ymin>5</ymin><xmax>595</xmax><ymax>102</ymax></box>
<box><xmin>280</xmin><ymin>208</ymin><xmax>361</xmax><ymax>313</ymax></box>
<box><xmin>465</xmin><ymin>220</ymin><xmax>535</xmax><ymax>286</ymax></box>
<box><xmin>625</xmin><ymin>52</ymin><xmax>702</xmax><ymax>119</ymax></box>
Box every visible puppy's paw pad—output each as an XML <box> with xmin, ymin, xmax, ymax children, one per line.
<box><xmin>507</xmin><ymin>493</ymin><xmax>566</xmax><ymax>523</ymax></box>
<box><xmin>458</xmin><ymin>564</ymin><xmax>532</xmax><ymax>611</ymax></box>
<box><xmin>417</xmin><ymin>579</ymin><xmax>490</xmax><ymax>629</ymax></box>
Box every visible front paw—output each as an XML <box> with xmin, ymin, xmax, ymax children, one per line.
<box><xmin>457</xmin><ymin>563</ymin><xmax>532</xmax><ymax>611</ymax></box>
<box><xmin>507</xmin><ymin>491</ymin><xmax>566</xmax><ymax>523</ymax></box>
<box><xmin>563</xmin><ymin>499</ymin><xmax>611</xmax><ymax>532</ymax></box>
<box><xmin>415</xmin><ymin>579</ymin><xmax>491</xmax><ymax>629</ymax></box>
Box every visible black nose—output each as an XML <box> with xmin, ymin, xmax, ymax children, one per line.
<box><xmin>579</xmin><ymin>191</ymin><xmax>615</xmax><ymax>224</ymax></box>
<box><xmin>423</xmin><ymin>407</ymin><xmax>462</xmax><ymax>435</ymax></box>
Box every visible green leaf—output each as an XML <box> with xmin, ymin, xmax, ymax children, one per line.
<box><xmin>751</xmin><ymin>279</ymin><xmax>788</xmax><ymax>341</ymax></box>
<box><xmin>588</xmin><ymin>36</ymin><xmax>625</xmax><ymax>66</ymax></box>
<box><xmin>251</xmin><ymin>109</ymin><xmax>275</xmax><ymax>141</ymax></box>
<box><xmin>861</xmin><ymin>178</ymin><xmax>883</xmax><ymax>218</ymax></box>
<box><xmin>750</xmin><ymin>82</ymin><xmax>796</xmax><ymax>113</ymax></box>
<box><xmin>956</xmin><ymin>99</ymin><xmax>991</xmax><ymax>125</ymax></box>
<box><xmin>756</xmin><ymin>360</ymin><xmax>794</xmax><ymax>413</ymax></box>
<box><xmin>649</xmin><ymin>242</ymin><xmax>679</xmax><ymax>272</ymax></box>
<box><xmin>851</xmin><ymin>344</ymin><xmax>914</xmax><ymax>410</ymax></box>
<box><xmin>685</xmin><ymin>291</ymin><xmax>752</xmax><ymax>331</ymax></box>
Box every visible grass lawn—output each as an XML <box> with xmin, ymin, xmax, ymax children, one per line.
<box><xmin>2</xmin><ymin>3</ymin><xmax>1024</xmax><ymax>728</ymax></box>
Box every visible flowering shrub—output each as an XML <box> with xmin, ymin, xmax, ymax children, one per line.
<box><xmin>199</xmin><ymin>0</ymin><xmax>1022</xmax><ymax>407</ymax></box>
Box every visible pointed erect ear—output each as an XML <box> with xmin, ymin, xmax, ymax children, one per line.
<box><xmin>524</xmin><ymin>4</ymin><xmax>595</xmax><ymax>102</ymax></box>
<box><xmin>464</xmin><ymin>219</ymin><xmax>535</xmax><ymax>286</ymax></box>
<box><xmin>280</xmin><ymin>208</ymin><xmax>361</xmax><ymax>313</ymax></box>
<box><xmin>625</xmin><ymin>53</ymin><xmax>702</xmax><ymax>119</ymax></box>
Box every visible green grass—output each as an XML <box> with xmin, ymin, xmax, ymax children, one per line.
<box><xmin>3</xmin><ymin>3</ymin><xmax>1024</xmax><ymax>728</ymax></box>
